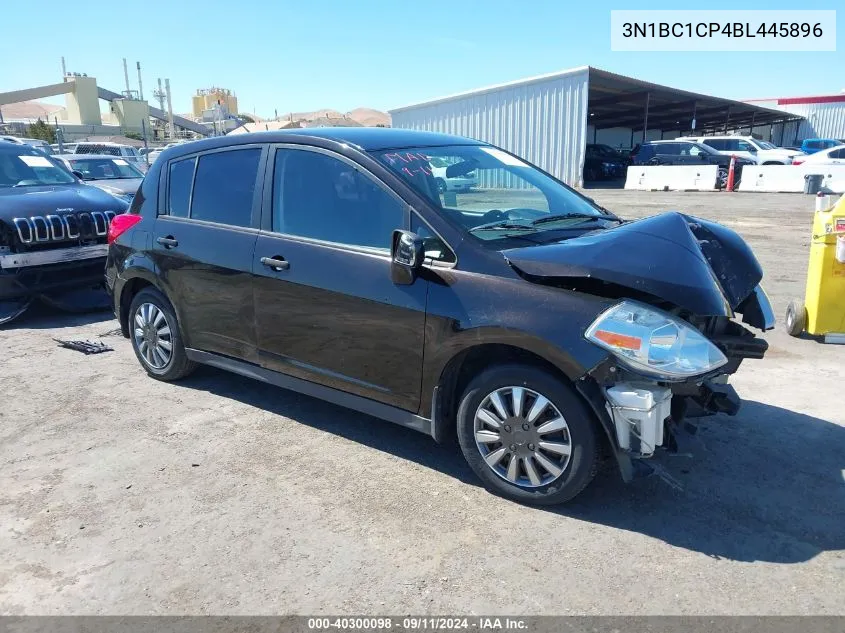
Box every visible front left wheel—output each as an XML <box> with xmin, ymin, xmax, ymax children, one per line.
<box><xmin>128</xmin><ymin>287</ymin><xmax>196</xmax><ymax>381</ymax></box>
<box><xmin>456</xmin><ymin>364</ymin><xmax>600</xmax><ymax>505</ymax></box>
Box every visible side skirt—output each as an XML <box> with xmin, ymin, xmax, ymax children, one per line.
<box><xmin>185</xmin><ymin>348</ymin><xmax>433</xmax><ymax>436</ymax></box>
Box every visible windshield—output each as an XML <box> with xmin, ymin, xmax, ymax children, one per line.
<box><xmin>68</xmin><ymin>157</ymin><xmax>144</xmax><ymax>180</ymax></box>
<box><xmin>757</xmin><ymin>140</ymin><xmax>777</xmax><ymax>150</ymax></box>
<box><xmin>372</xmin><ymin>144</ymin><xmax>610</xmax><ymax>241</ymax></box>
<box><xmin>0</xmin><ymin>145</ymin><xmax>77</xmax><ymax>187</ymax></box>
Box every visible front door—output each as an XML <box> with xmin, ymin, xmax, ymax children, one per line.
<box><xmin>153</xmin><ymin>146</ymin><xmax>265</xmax><ymax>361</ymax></box>
<box><xmin>253</xmin><ymin>146</ymin><xmax>428</xmax><ymax>411</ymax></box>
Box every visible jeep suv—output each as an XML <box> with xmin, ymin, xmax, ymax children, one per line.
<box><xmin>106</xmin><ymin>128</ymin><xmax>773</xmax><ymax>504</ymax></box>
<box><xmin>0</xmin><ymin>140</ymin><xmax>129</xmax><ymax>325</ymax></box>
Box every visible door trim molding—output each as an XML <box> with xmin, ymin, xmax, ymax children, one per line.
<box><xmin>185</xmin><ymin>348</ymin><xmax>433</xmax><ymax>436</ymax></box>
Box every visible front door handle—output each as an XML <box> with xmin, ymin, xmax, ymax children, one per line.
<box><xmin>156</xmin><ymin>236</ymin><xmax>178</xmax><ymax>249</ymax></box>
<box><xmin>261</xmin><ymin>256</ymin><xmax>290</xmax><ymax>271</ymax></box>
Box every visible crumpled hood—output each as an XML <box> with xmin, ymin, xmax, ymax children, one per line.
<box><xmin>0</xmin><ymin>183</ymin><xmax>126</xmax><ymax>220</ymax></box>
<box><xmin>503</xmin><ymin>212</ymin><xmax>763</xmax><ymax>317</ymax></box>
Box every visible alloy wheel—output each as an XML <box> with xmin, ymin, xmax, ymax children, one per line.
<box><xmin>133</xmin><ymin>302</ymin><xmax>173</xmax><ymax>370</ymax></box>
<box><xmin>474</xmin><ymin>386</ymin><xmax>572</xmax><ymax>488</ymax></box>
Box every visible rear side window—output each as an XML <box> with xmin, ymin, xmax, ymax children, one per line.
<box><xmin>190</xmin><ymin>148</ymin><xmax>261</xmax><ymax>227</ymax></box>
<box><xmin>168</xmin><ymin>158</ymin><xmax>196</xmax><ymax>218</ymax></box>
<box><xmin>830</xmin><ymin>148</ymin><xmax>845</xmax><ymax>159</ymax></box>
<box><xmin>636</xmin><ymin>145</ymin><xmax>653</xmax><ymax>160</ymax></box>
<box><xmin>655</xmin><ymin>143</ymin><xmax>680</xmax><ymax>155</ymax></box>
<box><xmin>703</xmin><ymin>139</ymin><xmax>728</xmax><ymax>151</ymax></box>
<box><xmin>805</xmin><ymin>141</ymin><xmax>821</xmax><ymax>150</ymax></box>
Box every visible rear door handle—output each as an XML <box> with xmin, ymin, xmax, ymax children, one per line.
<box><xmin>156</xmin><ymin>236</ymin><xmax>178</xmax><ymax>248</ymax></box>
<box><xmin>261</xmin><ymin>256</ymin><xmax>290</xmax><ymax>271</ymax></box>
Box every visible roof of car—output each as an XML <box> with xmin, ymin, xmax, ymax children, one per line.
<box><xmin>54</xmin><ymin>153</ymin><xmax>134</xmax><ymax>160</ymax></box>
<box><xmin>163</xmin><ymin>127</ymin><xmax>484</xmax><ymax>159</ymax></box>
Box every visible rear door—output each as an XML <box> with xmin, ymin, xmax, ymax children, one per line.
<box><xmin>252</xmin><ymin>145</ymin><xmax>428</xmax><ymax>411</ymax></box>
<box><xmin>153</xmin><ymin>145</ymin><xmax>266</xmax><ymax>361</ymax></box>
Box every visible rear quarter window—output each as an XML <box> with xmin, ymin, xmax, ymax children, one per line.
<box><xmin>167</xmin><ymin>158</ymin><xmax>196</xmax><ymax>218</ymax></box>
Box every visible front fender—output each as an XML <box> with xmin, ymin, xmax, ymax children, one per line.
<box><xmin>419</xmin><ymin>269</ymin><xmax>615</xmax><ymax>419</ymax></box>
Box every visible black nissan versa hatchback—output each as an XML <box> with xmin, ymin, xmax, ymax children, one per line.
<box><xmin>105</xmin><ymin>128</ymin><xmax>774</xmax><ymax>504</ymax></box>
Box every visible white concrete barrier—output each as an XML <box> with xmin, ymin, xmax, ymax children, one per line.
<box><xmin>624</xmin><ymin>165</ymin><xmax>719</xmax><ymax>191</ymax></box>
<box><xmin>738</xmin><ymin>165</ymin><xmax>845</xmax><ymax>193</ymax></box>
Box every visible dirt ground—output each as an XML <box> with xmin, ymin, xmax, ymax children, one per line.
<box><xmin>1</xmin><ymin>191</ymin><xmax>843</xmax><ymax>615</ymax></box>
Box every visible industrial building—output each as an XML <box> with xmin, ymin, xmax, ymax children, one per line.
<box><xmin>390</xmin><ymin>66</ymin><xmax>802</xmax><ymax>187</ymax></box>
<box><xmin>744</xmin><ymin>93</ymin><xmax>845</xmax><ymax>145</ymax></box>
<box><xmin>192</xmin><ymin>87</ymin><xmax>239</xmax><ymax>120</ymax></box>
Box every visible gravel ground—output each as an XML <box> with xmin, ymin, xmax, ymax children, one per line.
<box><xmin>1</xmin><ymin>191</ymin><xmax>843</xmax><ymax>615</ymax></box>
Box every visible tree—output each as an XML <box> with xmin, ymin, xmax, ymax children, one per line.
<box><xmin>239</xmin><ymin>114</ymin><xmax>255</xmax><ymax>123</ymax></box>
<box><xmin>124</xmin><ymin>132</ymin><xmax>143</xmax><ymax>141</ymax></box>
<box><xmin>26</xmin><ymin>119</ymin><xmax>56</xmax><ymax>143</ymax></box>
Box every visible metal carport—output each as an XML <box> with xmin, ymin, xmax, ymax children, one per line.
<box><xmin>389</xmin><ymin>66</ymin><xmax>803</xmax><ymax>187</ymax></box>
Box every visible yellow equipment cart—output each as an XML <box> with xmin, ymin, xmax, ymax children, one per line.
<box><xmin>786</xmin><ymin>195</ymin><xmax>845</xmax><ymax>343</ymax></box>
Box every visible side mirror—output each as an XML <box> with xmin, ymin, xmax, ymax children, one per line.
<box><xmin>72</xmin><ymin>170</ymin><xmax>85</xmax><ymax>179</ymax></box>
<box><xmin>391</xmin><ymin>230</ymin><xmax>424</xmax><ymax>285</ymax></box>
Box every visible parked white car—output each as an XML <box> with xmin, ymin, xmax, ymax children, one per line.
<box><xmin>429</xmin><ymin>156</ymin><xmax>477</xmax><ymax>193</ymax></box>
<box><xmin>678</xmin><ymin>136</ymin><xmax>804</xmax><ymax>165</ymax></box>
<box><xmin>72</xmin><ymin>142</ymin><xmax>147</xmax><ymax>172</ymax></box>
<box><xmin>792</xmin><ymin>144</ymin><xmax>845</xmax><ymax>166</ymax></box>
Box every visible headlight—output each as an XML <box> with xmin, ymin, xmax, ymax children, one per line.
<box><xmin>585</xmin><ymin>300</ymin><xmax>727</xmax><ymax>380</ymax></box>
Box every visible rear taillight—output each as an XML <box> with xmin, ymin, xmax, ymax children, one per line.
<box><xmin>793</xmin><ymin>159</ymin><xmax>804</xmax><ymax>165</ymax></box>
<box><xmin>107</xmin><ymin>213</ymin><xmax>142</xmax><ymax>244</ymax></box>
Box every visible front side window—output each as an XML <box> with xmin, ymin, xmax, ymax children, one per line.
<box><xmin>372</xmin><ymin>144</ymin><xmax>609</xmax><ymax>243</ymax></box>
<box><xmin>190</xmin><ymin>148</ymin><xmax>261</xmax><ymax>227</ymax></box>
<box><xmin>736</xmin><ymin>141</ymin><xmax>756</xmax><ymax>152</ymax></box>
<box><xmin>273</xmin><ymin>149</ymin><xmax>404</xmax><ymax>250</ymax></box>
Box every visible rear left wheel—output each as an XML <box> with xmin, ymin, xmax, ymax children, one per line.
<box><xmin>456</xmin><ymin>364</ymin><xmax>599</xmax><ymax>505</ymax></box>
<box><xmin>128</xmin><ymin>287</ymin><xmax>196</xmax><ymax>381</ymax></box>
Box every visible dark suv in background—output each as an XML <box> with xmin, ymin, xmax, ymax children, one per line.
<box><xmin>106</xmin><ymin>128</ymin><xmax>773</xmax><ymax>505</ymax></box>
<box><xmin>630</xmin><ymin>140</ymin><xmax>754</xmax><ymax>189</ymax></box>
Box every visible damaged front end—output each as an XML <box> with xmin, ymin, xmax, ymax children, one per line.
<box><xmin>503</xmin><ymin>211</ymin><xmax>775</xmax><ymax>483</ymax></box>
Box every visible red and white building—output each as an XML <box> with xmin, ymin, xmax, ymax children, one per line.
<box><xmin>744</xmin><ymin>93</ymin><xmax>845</xmax><ymax>146</ymax></box>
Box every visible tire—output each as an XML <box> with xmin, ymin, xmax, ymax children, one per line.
<box><xmin>435</xmin><ymin>178</ymin><xmax>447</xmax><ymax>194</ymax></box>
<box><xmin>785</xmin><ymin>299</ymin><xmax>807</xmax><ymax>337</ymax></box>
<box><xmin>717</xmin><ymin>168</ymin><xmax>728</xmax><ymax>190</ymax></box>
<box><xmin>456</xmin><ymin>364</ymin><xmax>599</xmax><ymax>505</ymax></box>
<box><xmin>128</xmin><ymin>287</ymin><xmax>196</xmax><ymax>381</ymax></box>
<box><xmin>0</xmin><ymin>298</ymin><xmax>32</xmax><ymax>327</ymax></box>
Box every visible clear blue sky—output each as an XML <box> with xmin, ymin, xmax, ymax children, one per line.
<box><xmin>0</xmin><ymin>0</ymin><xmax>840</xmax><ymax>117</ymax></box>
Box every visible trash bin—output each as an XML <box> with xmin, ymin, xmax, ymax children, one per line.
<box><xmin>804</xmin><ymin>173</ymin><xmax>824</xmax><ymax>194</ymax></box>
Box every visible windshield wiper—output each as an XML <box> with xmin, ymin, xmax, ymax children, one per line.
<box><xmin>469</xmin><ymin>221</ymin><xmax>537</xmax><ymax>233</ymax></box>
<box><xmin>531</xmin><ymin>213</ymin><xmax>620</xmax><ymax>226</ymax></box>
